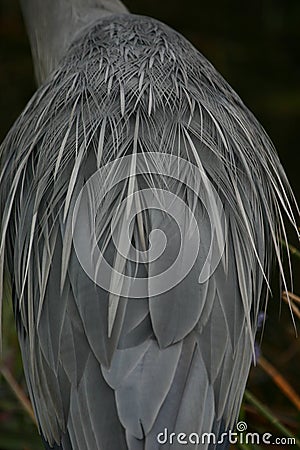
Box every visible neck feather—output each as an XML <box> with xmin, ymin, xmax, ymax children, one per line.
<box><xmin>20</xmin><ymin>0</ymin><xmax>129</xmax><ymax>84</ymax></box>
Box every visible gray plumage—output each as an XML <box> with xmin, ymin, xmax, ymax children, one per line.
<box><xmin>0</xmin><ymin>1</ymin><xmax>298</xmax><ymax>450</ymax></box>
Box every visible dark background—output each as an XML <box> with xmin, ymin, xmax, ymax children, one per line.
<box><xmin>0</xmin><ymin>1</ymin><xmax>299</xmax><ymax>448</ymax></box>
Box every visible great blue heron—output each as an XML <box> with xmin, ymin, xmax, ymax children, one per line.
<box><xmin>0</xmin><ymin>1</ymin><xmax>298</xmax><ymax>449</ymax></box>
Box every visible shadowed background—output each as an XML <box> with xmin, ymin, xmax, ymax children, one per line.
<box><xmin>0</xmin><ymin>0</ymin><xmax>299</xmax><ymax>448</ymax></box>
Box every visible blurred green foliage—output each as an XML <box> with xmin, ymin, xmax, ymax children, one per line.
<box><xmin>1</xmin><ymin>300</ymin><xmax>42</xmax><ymax>450</ymax></box>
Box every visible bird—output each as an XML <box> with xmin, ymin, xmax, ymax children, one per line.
<box><xmin>0</xmin><ymin>0</ymin><xmax>298</xmax><ymax>449</ymax></box>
